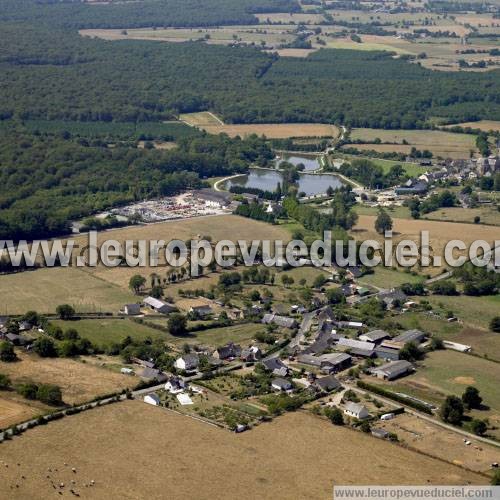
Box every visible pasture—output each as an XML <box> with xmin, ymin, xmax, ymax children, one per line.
<box><xmin>357</xmin><ymin>267</ymin><xmax>424</xmax><ymax>289</ymax></box>
<box><xmin>349</xmin><ymin>129</ymin><xmax>477</xmax><ymax>158</ymax></box>
<box><xmin>401</xmin><ymin>350</ymin><xmax>500</xmax><ymax>413</ymax></box>
<box><xmin>51</xmin><ymin>318</ymin><xmax>166</xmax><ymax>348</ymax></box>
<box><xmin>174</xmin><ymin>322</ymin><xmax>264</xmax><ymax>348</ymax></box>
<box><xmin>397</xmin><ymin>311</ymin><xmax>500</xmax><ymax>360</ymax></box>
<box><xmin>0</xmin><ymin>351</ymin><xmax>134</xmax><ymax>405</ymax></box>
<box><xmin>0</xmin><ymin>402</ymin><xmax>484</xmax><ymax>499</ymax></box>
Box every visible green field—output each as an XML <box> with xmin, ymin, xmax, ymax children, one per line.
<box><xmin>52</xmin><ymin>318</ymin><xmax>166</xmax><ymax>348</ymax></box>
<box><xmin>397</xmin><ymin>311</ymin><xmax>500</xmax><ymax>361</ymax></box>
<box><xmin>426</xmin><ymin>294</ymin><xmax>500</xmax><ymax>331</ymax></box>
<box><xmin>337</xmin><ymin>154</ymin><xmax>427</xmax><ymax>177</ymax></box>
<box><xmin>402</xmin><ymin>350</ymin><xmax>500</xmax><ymax>413</ymax></box>
<box><xmin>357</xmin><ymin>267</ymin><xmax>424</xmax><ymax>289</ymax></box>
<box><xmin>179</xmin><ymin>322</ymin><xmax>264</xmax><ymax>348</ymax></box>
<box><xmin>354</xmin><ymin>204</ymin><xmax>412</xmax><ymax>219</ymax></box>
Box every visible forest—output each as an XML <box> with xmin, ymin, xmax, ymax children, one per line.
<box><xmin>0</xmin><ymin>130</ymin><xmax>273</xmax><ymax>241</ymax></box>
<box><xmin>1</xmin><ymin>0</ymin><xmax>300</xmax><ymax>29</ymax></box>
<box><xmin>0</xmin><ymin>21</ymin><xmax>499</xmax><ymax>127</ymax></box>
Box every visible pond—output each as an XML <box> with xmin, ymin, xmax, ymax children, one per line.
<box><xmin>276</xmin><ymin>154</ymin><xmax>320</xmax><ymax>172</ymax></box>
<box><xmin>226</xmin><ymin>168</ymin><xmax>345</xmax><ymax>196</ymax></box>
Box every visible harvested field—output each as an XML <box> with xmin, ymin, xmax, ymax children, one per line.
<box><xmin>0</xmin><ymin>267</ymin><xmax>136</xmax><ymax>315</ymax></box>
<box><xmin>349</xmin><ymin>129</ymin><xmax>477</xmax><ymax>158</ymax></box>
<box><xmin>351</xmin><ymin>215</ymin><xmax>499</xmax><ymax>275</ymax></box>
<box><xmin>0</xmin><ymin>352</ymin><xmax>134</xmax><ymax>405</ymax></box>
<box><xmin>445</xmin><ymin>120</ymin><xmax>500</xmax><ymax>133</ymax></box>
<box><xmin>0</xmin><ymin>393</ymin><xmax>46</xmax><ymax>429</ymax></box>
<box><xmin>378</xmin><ymin>413</ymin><xmax>499</xmax><ymax>473</ymax></box>
<box><xmin>255</xmin><ymin>12</ymin><xmax>325</xmax><ymax>24</ymax></box>
<box><xmin>0</xmin><ymin>401</ymin><xmax>485</xmax><ymax>499</ymax></box>
<box><xmin>201</xmin><ymin>123</ymin><xmax>340</xmax><ymax>139</ymax></box>
<box><xmin>79</xmin><ymin>215</ymin><xmax>290</xmax><ymax>289</ymax></box>
<box><xmin>80</xmin><ymin>26</ymin><xmax>297</xmax><ymax>48</ymax></box>
<box><xmin>423</xmin><ymin>206</ymin><xmax>500</xmax><ymax>226</ymax></box>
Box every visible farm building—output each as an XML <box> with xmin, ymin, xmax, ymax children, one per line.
<box><xmin>193</xmin><ymin>189</ymin><xmax>232</xmax><ymax>208</ymax></box>
<box><xmin>344</xmin><ymin>402</ymin><xmax>370</xmax><ymax>419</ymax></box>
<box><xmin>144</xmin><ymin>393</ymin><xmax>161</xmax><ymax>406</ymax></box>
<box><xmin>371</xmin><ymin>360</ymin><xmax>414</xmax><ymax>380</ymax></box>
<box><xmin>139</xmin><ymin>367</ymin><xmax>167</xmax><ymax>382</ymax></box>
<box><xmin>374</xmin><ymin>346</ymin><xmax>400</xmax><ymax>361</ymax></box>
<box><xmin>359</xmin><ymin>330</ymin><xmax>391</xmax><ymax>343</ymax></box>
<box><xmin>337</xmin><ymin>338</ymin><xmax>375</xmax><ymax>352</ymax></box>
<box><xmin>442</xmin><ymin>340</ymin><xmax>471</xmax><ymax>352</ymax></box>
<box><xmin>189</xmin><ymin>305</ymin><xmax>213</xmax><ymax>318</ymax></box>
<box><xmin>123</xmin><ymin>303</ymin><xmax>141</xmax><ymax>316</ymax></box>
<box><xmin>297</xmin><ymin>353</ymin><xmax>352</xmax><ymax>373</ymax></box>
<box><xmin>143</xmin><ymin>297</ymin><xmax>176</xmax><ymax>315</ymax></box>
<box><xmin>393</xmin><ymin>329</ymin><xmax>426</xmax><ymax>344</ymax></box>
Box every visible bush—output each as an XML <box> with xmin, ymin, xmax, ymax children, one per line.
<box><xmin>0</xmin><ymin>373</ymin><xmax>11</xmax><ymax>389</ymax></box>
<box><xmin>490</xmin><ymin>316</ymin><xmax>500</xmax><ymax>333</ymax></box>
<box><xmin>36</xmin><ymin>384</ymin><xmax>63</xmax><ymax>406</ymax></box>
<box><xmin>0</xmin><ymin>341</ymin><xmax>17</xmax><ymax>362</ymax></box>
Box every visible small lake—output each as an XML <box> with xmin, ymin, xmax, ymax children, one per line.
<box><xmin>226</xmin><ymin>168</ymin><xmax>345</xmax><ymax>196</ymax></box>
<box><xmin>276</xmin><ymin>154</ymin><xmax>319</xmax><ymax>172</ymax></box>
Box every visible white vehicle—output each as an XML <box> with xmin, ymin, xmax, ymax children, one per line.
<box><xmin>380</xmin><ymin>413</ymin><xmax>395</xmax><ymax>421</ymax></box>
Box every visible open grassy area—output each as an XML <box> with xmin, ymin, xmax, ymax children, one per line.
<box><xmin>178</xmin><ymin>323</ymin><xmax>265</xmax><ymax>348</ymax></box>
<box><xmin>426</xmin><ymin>294</ymin><xmax>500</xmax><ymax>331</ymax></box>
<box><xmin>357</xmin><ymin>267</ymin><xmax>424</xmax><ymax>290</ymax></box>
<box><xmin>354</xmin><ymin>204</ymin><xmax>412</xmax><ymax>219</ymax></box>
<box><xmin>51</xmin><ymin>318</ymin><xmax>166</xmax><ymax>348</ymax></box>
<box><xmin>349</xmin><ymin>129</ymin><xmax>477</xmax><ymax>159</ymax></box>
<box><xmin>0</xmin><ymin>351</ymin><xmax>134</xmax><ymax>406</ymax></box>
<box><xmin>0</xmin><ymin>267</ymin><xmax>136</xmax><ymax>315</ymax></box>
<box><xmin>0</xmin><ymin>392</ymin><xmax>49</xmax><ymax>430</ymax></box>
<box><xmin>397</xmin><ymin>311</ymin><xmax>500</xmax><ymax>360</ymax></box>
<box><xmin>402</xmin><ymin>350</ymin><xmax>500</xmax><ymax>413</ymax></box>
<box><xmin>179</xmin><ymin>111</ymin><xmax>223</xmax><ymax>126</ymax></box>
<box><xmin>0</xmin><ymin>401</ymin><xmax>484</xmax><ymax>499</ymax></box>
<box><xmin>337</xmin><ymin>154</ymin><xmax>427</xmax><ymax>177</ymax></box>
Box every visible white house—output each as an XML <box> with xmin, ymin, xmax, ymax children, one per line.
<box><xmin>144</xmin><ymin>393</ymin><xmax>161</xmax><ymax>406</ymax></box>
<box><xmin>174</xmin><ymin>354</ymin><xmax>199</xmax><ymax>372</ymax></box>
<box><xmin>165</xmin><ymin>376</ymin><xmax>187</xmax><ymax>394</ymax></box>
<box><xmin>344</xmin><ymin>402</ymin><xmax>370</xmax><ymax>419</ymax></box>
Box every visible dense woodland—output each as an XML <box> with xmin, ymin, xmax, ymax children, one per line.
<box><xmin>0</xmin><ymin>19</ymin><xmax>499</xmax><ymax>127</ymax></box>
<box><xmin>0</xmin><ymin>131</ymin><xmax>273</xmax><ymax>240</ymax></box>
<box><xmin>1</xmin><ymin>0</ymin><xmax>301</xmax><ymax>29</ymax></box>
